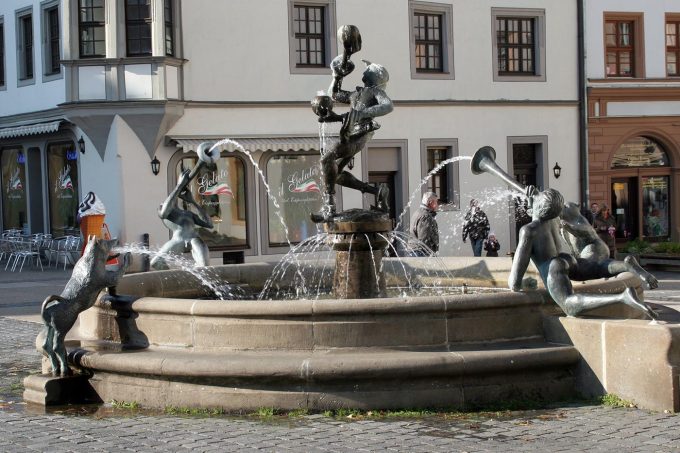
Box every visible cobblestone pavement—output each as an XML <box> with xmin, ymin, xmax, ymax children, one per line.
<box><xmin>1</xmin><ymin>318</ymin><xmax>679</xmax><ymax>452</ymax></box>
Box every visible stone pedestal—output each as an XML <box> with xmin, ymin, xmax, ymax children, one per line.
<box><xmin>325</xmin><ymin>209</ymin><xmax>392</xmax><ymax>299</ymax></box>
<box><xmin>23</xmin><ymin>373</ymin><xmax>99</xmax><ymax>406</ymax></box>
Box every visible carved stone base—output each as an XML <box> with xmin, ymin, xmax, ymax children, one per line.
<box><xmin>23</xmin><ymin>373</ymin><xmax>100</xmax><ymax>406</ymax></box>
<box><xmin>324</xmin><ymin>209</ymin><xmax>392</xmax><ymax>299</ymax></box>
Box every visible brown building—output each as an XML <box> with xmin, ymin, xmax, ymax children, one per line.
<box><xmin>586</xmin><ymin>5</ymin><xmax>680</xmax><ymax>243</ymax></box>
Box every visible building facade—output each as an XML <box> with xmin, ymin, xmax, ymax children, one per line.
<box><xmin>0</xmin><ymin>0</ymin><xmax>580</xmax><ymax>262</ymax></box>
<box><xmin>586</xmin><ymin>0</ymin><xmax>680</xmax><ymax>243</ymax></box>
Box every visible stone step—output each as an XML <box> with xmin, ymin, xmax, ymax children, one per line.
<box><xmin>60</xmin><ymin>340</ymin><xmax>579</xmax><ymax>411</ymax></box>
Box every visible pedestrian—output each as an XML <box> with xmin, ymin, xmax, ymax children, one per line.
<box><xmin>584</xmin><ymin>202</ymin><xmax>599</xmax><ymax>225</ymax></box>
<box><xmin>484</xmin><ymin>233</ymin><xmax>501</xmax><ymax>257</ymax></box>
<box><xmin>593</xmin><ymin>203</ymin><xmax>617</xmax><ymax>259</ymax></box>
<box><xmin>462</xmin><ymin>198</ymin><xmax>490</xmax><ymax>257</ymax></box>
<box><xmin>410</xmin><ymin>192</ymin><xmax>440</xmax><ymax>256</ymax></box>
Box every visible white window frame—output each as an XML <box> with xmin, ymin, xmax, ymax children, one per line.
<box><xmin>16</xmin><ymin>7</ymin><xmax>35</xmax><ymax>86</ymax></box>
<box><xmin>287</xmin><ymin>0</ymin><xmax>337</xmax><ymax>75</ymax></box>
<box><xmin>408</xmin><ymin>1</ymin><xmax>455</xmax><ymax>80</ymax></box>
<box><xmin>41</xmin><ymin>0</ymin><xmax>62</xmax><ymax>82</ymax></box>
<box><xmin>491</xmin><ymin>8</ymin><xmax>546</xmax><ymax>82</ymax></box>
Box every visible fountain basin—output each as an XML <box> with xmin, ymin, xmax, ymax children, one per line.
<box><xmin>25</xmin><ymin>258</ymin><xmax>680</xmax><ymax>413</ymax></box>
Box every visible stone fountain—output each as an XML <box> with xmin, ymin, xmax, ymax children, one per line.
<box><xmin>23</xmin><ymin>26</ymin><xmax>680</xmax><ymax>414</ymax></box>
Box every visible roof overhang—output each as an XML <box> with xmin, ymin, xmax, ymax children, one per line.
<box><xmin>168</xmin><ymin>136</ymin><xmax>320</xmax><ymax>153</ymax></box>
<box><xmin>0</xmin><ymin>120</ymin><xmax>64</xmax><ymax>139</ymax></box>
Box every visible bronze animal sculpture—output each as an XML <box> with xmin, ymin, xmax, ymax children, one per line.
<box><xmin>41</xmin><ymin>236</ymin><xmax>130</xmax><ymax>376</ymax></box>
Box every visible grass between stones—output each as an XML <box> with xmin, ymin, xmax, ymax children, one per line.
<box><xmin>100</xmin><ymin>395</ymin><xmax>645</xmax><ymax>420</ymax></box>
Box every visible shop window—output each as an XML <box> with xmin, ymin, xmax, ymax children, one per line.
<box><xmin>175</xmin><ymin>154</ymin><xmax>248</xmax><ymax>250</ymax></box>
<box><xmin>610</xmin><ymin>137</ymin><xmax>671</xmax><ymax>240</ymax></box>
<box><xmin>79</xmin><ymin>0</ymin><xmax>105</xmax><ymax>58</ymax></box>
<box><xmin>47</xmin><ymin>142</ymin><xmax>79</xmax><ymax>237</ymax></box>
<box><xmin>265</xmin><ymin>153</ymin><xmax>322</xmax><ymax>247</ymax></box>
<box><xmin>1</xmin><ymin>148</ymin><xmax>28</xmax><ymax>231</ymax></box>
<box><xmin>611</xmin><ymin>136</ymin><xmax>669</xmax><ymax>168</ymax></box>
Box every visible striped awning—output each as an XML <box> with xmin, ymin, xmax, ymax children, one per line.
<box><xmin>170</xmin><ymin>136</ymin><xmax>320</xmax><ymax>153</ymax></box>
<box><xmin>0</xmin><ymin>120</ymin><xmax>63</xmax><ymax>139</ymax></box>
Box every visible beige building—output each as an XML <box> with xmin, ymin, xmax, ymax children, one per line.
<box><xmin>0</xmin><ymin>0</ymin><xmax>580</xmax><ymax>261</ymax></box>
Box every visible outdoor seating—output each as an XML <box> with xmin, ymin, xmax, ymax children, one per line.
<box><xmin>3</xmin><ymin>237</ymin><xmax>43</xmax><ymax>272</ymax></box>
<box><xmin>49</xmin><ymin>236</ymin><xmax>82</xmax><ymax>270</ymax></box>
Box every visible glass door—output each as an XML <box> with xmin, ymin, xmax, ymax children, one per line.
<box><xmin>611</xmin><ymin>178</ymin><xmax>638</xmax><ymax>239</ymax></box>
<box><xmin>641</xmin><ymin>176</ymin><xmax>670</xmax><ymax>239</ymax></box>
<box><xmin>1</xmin><ymin>148</ymin><xmax>28</xmax><ymax>232</ymax></box>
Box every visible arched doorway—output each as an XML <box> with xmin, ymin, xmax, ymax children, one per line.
<box><xmin>609</xmin><ymin>136</ymin><xmax>671</xmax><ymax>241</ymax></box>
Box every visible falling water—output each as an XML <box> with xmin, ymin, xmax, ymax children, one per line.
<box><xmin>395</xmin><ymin>155</ymin><xmax>473</xmax><ymax>231</ymax></box>
<box><xmin>113</xmin><ymin>243</ymin><xmax>243</xmax><ymax>300</ymax></box>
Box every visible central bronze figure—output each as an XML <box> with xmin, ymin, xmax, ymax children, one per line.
<box><xmin>311</xmin><ymin>25</ymin><xmax>394</xmax><ymax>224</ymax></box>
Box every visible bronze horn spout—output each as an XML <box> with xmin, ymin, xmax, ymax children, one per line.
<box><xmin>470</xmin><ymin>146</ymin><xmax>526</xmax><ymax>194</ymax></box>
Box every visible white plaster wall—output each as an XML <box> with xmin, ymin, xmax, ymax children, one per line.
<box><xmin>110</xmin><ymin>117</ymin><xmax>169</xmax><ymax>247</ymax></box>
<box><xmin>585</xmin><ymin>0</ymin><xmax>677</xmax><ymax>79</ymax></box>
<box><xmin>76</xmin><ymin>126</ymin><xmax>123</xmax><ymax>242</ymax></box>
<box><xmin>182</xmin><ymin>0</ymin><xmax>578</xmax><ymax>103</ymax></box>
<box><xmin>167</xmin><ymin>104</ymin><xmax>579</xmax><ymax>258</ymax></box>
<box><xmin>0</xmin><ymin>0</ymin><xmax>66</xmax><ymax>116</ymax></box>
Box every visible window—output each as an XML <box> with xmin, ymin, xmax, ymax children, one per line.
<box><xmin>265</xmin><ymin>153</ymin><xmax>322</xmax><ymax>247</ymax></box>
<box><xmin>44</xmin><ymin>5</ymin><xmax>60</xmax><ymax>76</ymax></box>
<box><xmin>126</xmin><ymin>0</ymin><xmax>152</xmax><ymax>57</ymax></box>
<box><xmin>666</xmin><ymin>19</ymin><xmax>680</xmax><ymax>76</ymax></box>
<box><xmin>175</xmin><ymin>154</ymin><xmax>248</xmax><ymax>250</ymax></box>
<box><xmin>287</xmin><ymin>0</ymin><xmax>337</xmax><ymax>75</ymax></box>
<box><xmin>79</xmin><ymin>0</ymin><xmax>105</xmax><ymax>58</ymax></box>
<box><xmin>414</xmin><ymin>13</ymin><xmax>443</xmax><ymax>72</ymax></box>
<box><xmin>491</xmin><ymin>8</ymin><xmax>545</xmax><ymax>82</ymax></box>
<box><xmin>420</xmin><ymin>139</ymin><xmax>458</xmax><ymax>207</ymax></box>
<box><xmin>605</xmin><ymin>20</ymin><xmax>634</xmax><ymax>77</ymax></box>
<box><xmin>17</xmin><ymin>11</ymin><xmax>34</xmax><ymax>81</ymax></box>
<box><xmin>0</xmin><ymin>20</ymin><xmax>5</xmax><ymax>87</ymax></box>
<box><xmin>611</xmin><ymin>136</ymin><xmax>669</xmax><ymax>168</ymax></box>
<box><xmin>409</xmin><ymin>1</ymin><xmax>453</xmax><ymax>80</ymax></box>
<box><xmin>47</xmin><ymin>142</ymin><xmax>79</xmax><ymax>237</ymax></box>
<box><xmin>1</xmin><ymin>148</ymin><xmax>28</xmax><ymax>231</ymax></box>
<box><xmin>164</xmin><ymin>0</ymin><xmax>174</xmax><ymax>56</ymax></box>
<box><xmin>426</xmin><ymin>148</ymin><xmax>449</xmax><ymax>202</ymax></box>
<box><xmin>293</xmin><ymin>4</ymin><xmax>325</xmax><ymax>67</ymax></box>
<box><xmin>496</xmin><ymin>17</ymin><xmax>535</xmax><ymax>75</ymax></box>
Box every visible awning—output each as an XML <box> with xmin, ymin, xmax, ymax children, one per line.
<box><xmin>170</xmin><ymin>136</ymin><xmax>320</xmax><ymax>153</ymax></box>
<box><xmin>0</xmin><ymin>120</ymin><xmax>63</xmax><ymax>139</ymax></box>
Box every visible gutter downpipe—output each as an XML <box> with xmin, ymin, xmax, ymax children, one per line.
<box><xmin>577</xmin><ymin>0</ymin><xmax>589</xmax><ymax>210</ymax></box>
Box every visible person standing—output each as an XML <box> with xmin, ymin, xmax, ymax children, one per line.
<box><xmin>593</xmin><ymin>203</ymin><xmax>617</xmax><ymax>259</ymax></box>
<box><xmin>584</xmin><ymin>202</ymin><xmax>599</xmax><ymax>225</ymax></box>
<box><xmin>462</xmin><ymin>199</ymin><xmax>490</xmax><ymax>257</ymax></box>
<box><xmin>484</xmin><ymin>233</ymin><xmax>501</xmax><ymax>257</ymax></box>
<box><xmin>410</xmin><ymin>192</ymin><xmax>439</xmax><ymax>256</ymax></box>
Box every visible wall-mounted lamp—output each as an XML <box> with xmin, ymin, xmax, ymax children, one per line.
<box><xmin>150</xmin><ymin>156</ymin><xmax>160</xmax><ymax>176</ymax></box>
<box><xmin>78</xmin><ymin>136</ymin><xmax>86</xmax><ymax>154</ymax></box>
<box><xmin>16</xmin><ymin>150</ymin><xmax>26</xmax><ymax>165</ymax></box>
<box><xmin>553</xmin><ymin>162</ymin><xmax>562</xmax><ymax>179</ymax></box>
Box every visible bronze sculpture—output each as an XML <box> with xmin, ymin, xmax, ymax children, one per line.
<box><xmin>311</xmin><ymin>25</ymin><xmax>394</xmax><ymax>223</ymax></box>
<box><xmin>151</xmin><ymin>142</ymin><xmax>216</xmax><ymax>269</ymax></box>
<box><xmin>471</xmin><ymin>146</ymin><xmax>658</xmax><ymax>319</ymax></box>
